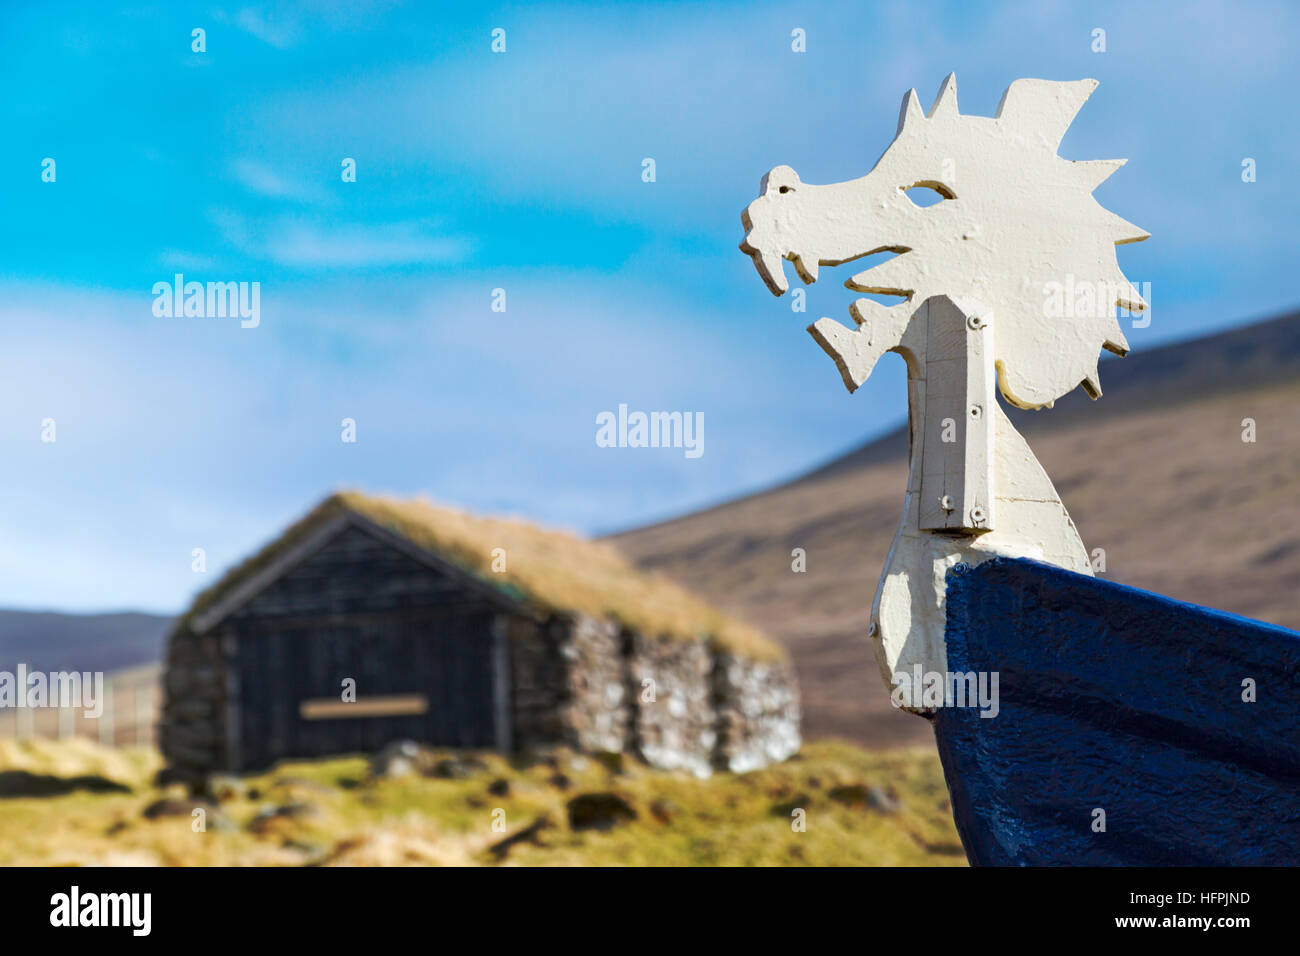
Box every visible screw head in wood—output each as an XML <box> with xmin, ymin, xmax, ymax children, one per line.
<box><xmin>966</xmin><ymin>315</ymin><xmax>985</xmax><ymax>330</ymax></box>
<box><xmin>940</xmin><ymin>494</ymin><xmax>955</xmax><ymax>512</ymax></box>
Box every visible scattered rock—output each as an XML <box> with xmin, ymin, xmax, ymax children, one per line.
<box><xmin>248</xmin><ymin>801</ymin><xmax>319</xmax><ymax>834</ymax></box>
<box><xmin>202</xmin><ymin>775</ymin><xmax>245</xmax><ymax>802</ymax></box>
<box><xmin>370</xmin><ymin>740</ymin><xmax>424</xmax><ymax>778</ymax></box>
<box><xmin>826</xmin><ymin>784</ymin><xmax>902</xmax><ymax>813</ymax></box>
<box><xmin>519</xmin><ymin>749</ymin><xmax>560</xmax><ymax>770</ymax></box>
<box><xmin>282</xmin><ymin>840</ymin><xmax>328</xmax><ymax>861</ymax></box>
<box><xmin>649</xmin><ymin>799</ymin><xmax>679</xmax><ymax>824</ymax></box>
<box><xmin>142</xmin><ymin>798</ymin><xmax>213</xmax><ymax>820</ymax></box>
<box><xmin>159</xmin><ymin>782</ymin><xmax>190</xmax><ymax>801</ymax></box>
<box><xmin>487</xmin><ymin>814</ymin><xmax>552</xmax><ymax>861</ymax></box>
<box><xmin>867</xmin><ymin>786</ymin><xmax>902</xmax><ymax>814</ymax></box>
<box><xmin>205</xmin><ymin>813</ymin><xmax>239</xmax><ymax>833</ymax></box>
<box><xmin>828</xmin><ymin>784</ymin><xmax>870</xmax><ymax>808</ymax></box>
<box><xmin>142</xmin><ymin>799</ymin><xmax>187</xmax><ymax>819</ymax></box>
<box><xmin>271</xmin><ymin>776</ymin><xmax>333</xmax><ymax>795</ymax></box>
<box><xmin>487</xmin><ymin>778</ymin><xmax>510</xmax><ymax>797</ymax></box>
<box><xmin>141</xmin><ymin>797</ymin><xmax>234</xmax><ymax>831</ymax></box>
<box><xmin>567</xmin><ymin>792</ymin><xmax>637</xmax><ymax>831</ymax></box>
<box><xmin>771</xmin><ymin>794</ymin><xmax>810</xmax><ymax>817</ymax></box>
<box><xmin>428</xmin><ymin>755</ymin><xmax>487</xmax><ymax>780</ymax></box>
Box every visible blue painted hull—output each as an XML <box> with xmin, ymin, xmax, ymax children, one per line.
<box><xmin>932</xmin><ymin>558</ymin><xmax>1300</xmax><ymax>866</ymax></box>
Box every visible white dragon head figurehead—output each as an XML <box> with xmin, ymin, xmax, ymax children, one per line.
<box><xmin>740</xmin><ymin>75</ymin><xmax>1148</xmax><ymax>409</ymax></box>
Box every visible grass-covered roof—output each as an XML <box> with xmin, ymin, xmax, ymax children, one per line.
<box><xmin>179</xmin><ymin>491</ymin><xmax>784</xmax><ymax>660</ymax></box>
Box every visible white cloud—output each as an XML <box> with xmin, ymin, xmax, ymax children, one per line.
<box><xmin>230</xmin><ymin>158</ymin><xmax>325</xmax><ymax>202</ymax></box>
<box><xmin>265</xmin><ymin>221</ymin><xmax>469</xmax><ymax>268</ymax></box>
<box><xmin>233</xmin><ymin>7</ymin><xmax>299</xmax><ymax>49</ymax></box>
<box><xmin>209</xmin><ymin>208</ymin><xmax>469</xmax><ymax>268</ymax></box>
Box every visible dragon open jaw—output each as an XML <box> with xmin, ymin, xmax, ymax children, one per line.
<box><xmin>738</xmin><ymin>208</ymin><xmax>820</xmax><ymax>296</ymax></box>
<box><xmin>737</xmin><ymin>232</ymin><xmax>792</xmax><ymax>296</ymax></box>
<box><xmin>737</xmin><ymin>235</ymin><xmax>821</xmax><ymax>296</ymax></box>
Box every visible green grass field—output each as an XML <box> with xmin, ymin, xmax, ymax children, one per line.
<box><xmin>0</xmin><ymin>738</ymin><xmax>964</xmax><ymax>866</ymax></box>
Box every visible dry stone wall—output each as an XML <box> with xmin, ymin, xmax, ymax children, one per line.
<box><xmin>712</xmin><ymin>652</ymin><xmax>803</xmax><ymax>773</ymax></box>
<box><xmin>557</xmin><ymin>614</ymin><xmax>629</xmax><ymax>754</ymax></box>
<box><xmin>510</xmin><ymin>612</ymin><xmax>800</xmax><ymax>776</ymax></box>
<box><xmin>506</xmin><ymin>615</ymin><xmax>566</xmax><ymax>751</ymax></box>
<box><xmin>164</xmin><ymin>608</ymin><xmax>800</xmax><ymax>783</ymax></box>
<box><xmin>159</xmin><ymin>628</ymin><xmax>230</xmax><ymax>781</ymax></box>
<box><xmin>627</xmin><ymin>632</ymin><xmax>715</xmax><ymax>777</ymax></box>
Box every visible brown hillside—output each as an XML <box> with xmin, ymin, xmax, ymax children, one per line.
<box><xmin>610</xmin><ymin>310</ymin><xmax>1300</xmax><ymax>748</ymax></box>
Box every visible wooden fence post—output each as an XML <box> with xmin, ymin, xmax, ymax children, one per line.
<box><xmin>98</xmin><ymin>678</ymin><xmax>115</xmax><ymax>747</ymax></box>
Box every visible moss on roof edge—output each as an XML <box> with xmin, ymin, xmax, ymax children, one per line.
<box><xmin>175</xmin><ymin>491</ymin><xmax>786</xmax><ymax>662</ymax></box>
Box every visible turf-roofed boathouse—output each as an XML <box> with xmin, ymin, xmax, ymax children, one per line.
<box><xmin>160</xmin><ymin>493</ymin><xmax>800</xmax><ymax>781</ymax></box>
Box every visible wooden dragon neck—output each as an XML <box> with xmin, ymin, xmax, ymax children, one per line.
<box><xmin>871</xmin><ymin>295</ymin><xmax>1093</xmax><ymax>700</ymax></box>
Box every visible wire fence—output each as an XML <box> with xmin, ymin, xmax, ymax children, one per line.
<box><xmin>0</xmin><ymin>663</ymin><xmax>162</xmax><ymax>748</ymax></box>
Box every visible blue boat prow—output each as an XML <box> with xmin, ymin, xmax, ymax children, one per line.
<box><xmin>933</xmin><ymin>557</ymin><xmax>1300</xmax><ymax>866</ymax></box>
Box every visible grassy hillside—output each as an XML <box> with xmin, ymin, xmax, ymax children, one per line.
<box><xmin>611</xmin><ymin>310</ymin><xmax>1300</xmax><ymax>747</ymax></box>
<box><xmin>0</xmin><ymin>738</ymin><xmax>962</xmax><ymax>866</ymax></box>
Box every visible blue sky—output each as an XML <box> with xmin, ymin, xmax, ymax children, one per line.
<box><xmin>1</xmin><ymin>0</ymin><xmax>1297</xmax><ymax>612</ymax></box>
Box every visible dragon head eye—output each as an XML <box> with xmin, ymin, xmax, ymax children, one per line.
<box><xmin>762</xmin><ymin>165</ymin><xmax>801</xmax><ymax>196</ymax></box>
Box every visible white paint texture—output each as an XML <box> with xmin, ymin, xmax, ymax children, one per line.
<box><xmin>739</xmin><ymin>76</ymin><xmax>1148</xmax><ymax>709</ymax></box>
